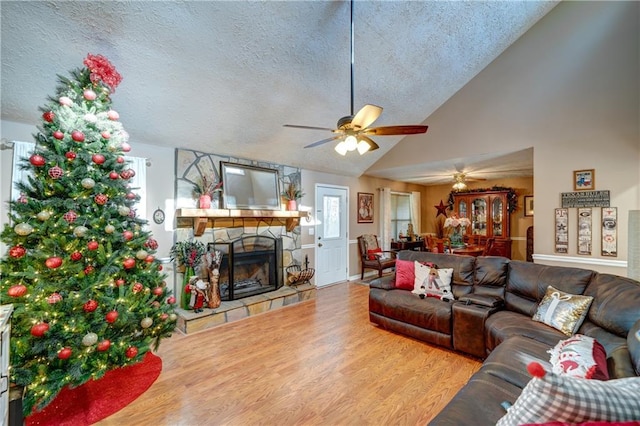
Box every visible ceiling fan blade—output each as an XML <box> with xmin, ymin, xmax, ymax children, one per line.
<box><xmin>351</xmin><ymin>104</ymin><xmax>382</xmax><ymax>130</ymax></box>
<box><xmin>363</xmin><ymin>125</ymin><xmax>428</xmax><ymax>136</ymax></box>
<box><xmin>283</xmin><ymin>124</ymin><xmax>336</xmax><ymax>132</ymax></box>
<box><xmin>304</xmin><ymin>135</ymin><xmax>343</xmax><ymax>149</ymax></box>
<box><xmin>359</xmin><ymin>135</ymin><xmax>379</xmax><ymax>151</ymax></box>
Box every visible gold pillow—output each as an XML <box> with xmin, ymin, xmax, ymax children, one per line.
<box><xmin>533</xmin><ymin>285</ymin><xmax>594</xmax><ymax>336</ymax></box>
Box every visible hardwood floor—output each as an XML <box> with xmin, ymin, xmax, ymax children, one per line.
<box><xmin>98</xmin><ymin>282</ymin><xmax>481</xmax><ymax>425</ymax></box>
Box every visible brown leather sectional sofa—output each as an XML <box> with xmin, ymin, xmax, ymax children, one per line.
<box><xmin>368</xmin><ymin>251</ymin><xmax>640</xmax><ymax>425</ymax></box>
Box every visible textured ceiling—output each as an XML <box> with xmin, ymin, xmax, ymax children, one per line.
<box><xmin>1</xmin><ymin>1</ymin><xmax>555</xmax><ymax>184</ymax></box>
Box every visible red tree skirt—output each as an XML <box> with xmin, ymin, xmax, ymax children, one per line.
<box><xmin>26</xmin><ymin>352</ymin><xmax>162</xmax><ymax>426</ymax></box>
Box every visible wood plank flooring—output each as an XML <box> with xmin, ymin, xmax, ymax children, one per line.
<box><xmin>98</xmin><ymin>282</ymin><xmax>481</xmax><ymax>425</ymax></box>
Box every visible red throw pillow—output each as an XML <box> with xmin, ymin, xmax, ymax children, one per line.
<box><xmin>367</xmin><ymin>247</ymin><xmax>382</xmax><ymax>260</ymax></box>
<box><xmin>394</xmin><ymin>259</ymin><xmax>415</xmax><ymax>290</ymax></box>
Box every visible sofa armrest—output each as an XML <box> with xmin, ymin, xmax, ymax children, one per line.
<box><xmin>369</xmin><ymin>274</ymin><xmax>395</xmax><ymax>290</ymax></box>
<box><xmin>458</xmin><ymin>294</ymin><xmax>504</xmax><ymax>309</ymax></box>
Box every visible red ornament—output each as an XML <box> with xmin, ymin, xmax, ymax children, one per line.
<box><xmin>84</xmin><ymin>265</ymin><xmax>94</xmax><ymax>275</ymax></box>
<box><xmin>71</xmin><ymin>130</ymin><xmax>85</xmax><ymax>142</ymax></box>
<box><xmin>87</xmin><ymin>241</ymin><xmax>99</xmax><ymax>251</ymax></box>
<box><xmin>160</xmin><ymin>313</ymin><xmax>169</xmax><ymax>320</ymax></box>
<box><xmin>132</xmin><ymin>282</ymin><xmax>143</xmax><ymax>293</ymax></box>
<box><xmin>167</xmin><ymin>296</ymin><xmax>176</xmax><ymax>305</ymax></box>
<box><xmin>116</xmin><ymin>156</ymin><xmax>124</xmax><ymax>164</ymax></box>
<box><xmin>65</xmin><ymin>151</ymin><xmax>76</xmax><ymax>160</ymax></box>
<box><xmin>97</xmin><ymin>340</ymin><xmax>111</xmax><ymax>352</ymax></box>
<box><xmin>45</xmin><ymin>256</ymin><xmax>63</xmax><ymax>269</ymax></box>
<box><xmin>47</xmin><ymin>293</ymin><xmax>62</xmax><ymax>304</ymax></box>
<box><xmin>30</xmin><ymin>154</ymin><xmax>46</xmax><ymax>167</ymax></box>
<box><xmin>144</xmin><ymin>238</ymin><xmax>159</xmax><ymax>250</ymax></box>
<box><xmin>42</xmin><ymin>111</ymin><xmax>55</xmax><ymax>122</ymax></box>
<box><xmin>9</xmin><ymin>245</ymin><xmax>26</xmax><ymax>259</ymax></box>
<box><xmin>105</xmin><ymin>310</ymin><xmax>118</xmax><ymax>323</ymax></box>
<box><xmin>123</xmin><ymin>230</ymin><xmax>133</xmax><ymax>241</ymax></box>
<box><xmin>57</xmin><ymin>347</ymin><xmax>72</xmax><ymax>360</ymax></box>
<box><xmin>107</xmin><ymin>110</ymin><xmax>119</xmax><ymax>120</ymax></box>
<box><xmin>94</xmin><ymin>194</ymin><xmax>108</xmax><ymax>205</ymax></box>
<box><xmin>30</xmin><ymin>322</ymin><xmax>50</xmax><ymax>337</ymax></box>
<box><xmin>157</xmin><ymin>264</ymin><xmax>163</xmax><ymax>271</ymax></box>
<box><xmin>92</xmin><ymin>154</ymin><xmax>105</xmax><ymax>165</ymax></box>
<box><xmin>83</xmin><ymin>89</ymin><xmax>97</xmax><ymax>101</ymax></box>
<box><xmin>101</xmin><ymin>131</ymin><xmax>111</xmax><ymax>139</ymax></box>
<box><xmin>48</xmin><ymin>166</ymin><xmax>64</xmax><ymax>179</ymax></box>
<box><xmin>83</xmin><ymin>299</ymin><xmax>98</xmax><ymax>312</ymax></box>
<box><xmin>125</xmin><ymin>192</ymin><xmax>136</xmax><ymax>200</ymax></box>
<box><xmin>8</xmin><ymin>285</ymin><xmax>27</xmax><ymax>298</ymax></box>
<box><xmin>125</xmin><ymin>346</ymin><xmax>138</xmax><ymax>359</ymax></box>
<box><xmin>121</xmin><ymin>142</ymin><xmax>131</xmax><ymax>152</ymax></box>
<box><xmin>115</xmin><ymin>278</ymin><xmax>125</xmax><ymax>287</ymax></box>
<box><xmin>145</xmin><ymin>255</ymin><xmax>155</xmax><ymax>263</ymax></box>
<box><xmin>63</xmin><ymin>210</ymin><xmax>77</xmax><ymax>223</ymax></box>
<box><xmin>109</xmin><ymin>171</ymin><xmax>119</xmax><ymax>180</ymax></box>
<box><xmin>53</xmin><ymin>130</ymin><xmax>64</xmax><ymax>140</ymax></box>
<box><xmin>120</xmin><ymin>170</ymin><xmax>131</xmax><ymax>180</ymax></box>
<box><xmin>152</xmin><ymin>287</ymin><xmax>164</xmax><ymax>296</ymax></box>
<box><xmin>70</xmin><ymin>251</ymin><xmax>82</xmax><ymax>261</ymax></box>
<box><xmin>123</xmin><ymin>257</ymin><xmax>136</xmax><ymax>269</ymax></box>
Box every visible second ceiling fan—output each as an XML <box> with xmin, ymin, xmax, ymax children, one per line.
<box><xmin>284</xmin><ymin>1</ymin><xmax>428</xmax><ymax>155</ymax></box>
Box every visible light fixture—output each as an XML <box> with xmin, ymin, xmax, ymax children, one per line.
<box><xmin>344</xmin><ymin>135</ymin><xmax>358</xmax><ymax>151</ymax></box>
<box><xmin>452</xmin><ymin>173</ymin><xmax>467</xmax><ymax>191</ymax></box>
<box><xmin>356</xmin><ymin>140</ymin><xmax>371</xmax><ymax>154</ymax></box>
<box><xmin>334</xmin><ymin>141</ymin><xmax>348</xmax><ymax>156</ymax></box>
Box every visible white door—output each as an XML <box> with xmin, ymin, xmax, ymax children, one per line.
<box><xmin>315</xmin><ymin>185</ymin><xmax>348</xmax><ymax>286</ymax></box>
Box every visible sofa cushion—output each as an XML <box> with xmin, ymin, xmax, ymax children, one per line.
<box><xmin>394</xmin><ymin>259</ymin><xmax>416</xmax><ymax>290</ymax></box>
<box><xmin>584</xmin><ymin>274</ymin><xmax>640</xmax><ymax>338</ymax></box>
<box><xmin>473</xmin><ymin>256</ymin><xmax>509</xmax><ymax>298</ymax></box>
<box><xmin>373</xmin><ymin>288</ymin><xmax>453</xmax><ymax>335</ymax></box>
<box><xmin>532</xmin><ymin>286</ymin><xmax>593</xmax><ymax>336</ymax></box>
<box><xmin>485</xmin><ymin>311</ymin><xmax>567</xmax><ymax>353</ymax></box>
<box><xmin>413</xmin><ymin>262</ymin><xmax>454</xmax><ymax>301</ymax></box>
<box><xmin>629</xmin><ymin>319</ymin><xmax>640</xmax><ymax>376</ymax></box>
<box><xmin>505</xmin><ymin>261</ymin><xmax>594</xmax><ymax>317</ymax></box>
<box><xmin>397</xmin><ymin>251</ymin><xmax>474</xmax><ymax>299</ymax></box>
<box><xmin>496</xmin><ymin>363</ymin><xmax>640</xmax><ymax>426</ymax></box>
<box><xmin>549</xmin><ymin>335</ymin><xmax>609</xmax><ymax>380</ymax></box>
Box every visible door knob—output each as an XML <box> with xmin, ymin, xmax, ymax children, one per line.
<box><xmin>318</xmin><ymin>243</ymin><xmax>323</xmax><ymax>247</ymax></box>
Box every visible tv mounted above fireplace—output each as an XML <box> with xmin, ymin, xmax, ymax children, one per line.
<box><xmin>220</xmin><ymin>162</ymin><xmax>281</xmax><ymax>210</ymax></box>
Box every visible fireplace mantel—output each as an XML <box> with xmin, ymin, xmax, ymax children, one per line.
<box><xmin>176</xmin><ymin>208</ymin><xmax>309</xmax><ymax>236</ymax></box>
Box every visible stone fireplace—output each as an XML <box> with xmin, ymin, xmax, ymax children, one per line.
<box><xmin>208</xmin><ymin>235</ymin><xmax>283</xmax><ymax>301</ymax></box>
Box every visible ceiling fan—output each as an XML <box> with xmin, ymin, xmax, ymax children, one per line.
<box><xmin>452</xmin><ymin>172</ymin><xmax>486</xmax><ymax>191</ymax></box>
<box><xmin>283</xmin><ymin>1</ymin><xmax>428</xmax><ymax>155</ymax></box>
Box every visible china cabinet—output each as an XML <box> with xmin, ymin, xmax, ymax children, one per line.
<box><xmin>452</xmin><ymin>190</ymin><xmax>512</xmax><ymax>258</ymax></box>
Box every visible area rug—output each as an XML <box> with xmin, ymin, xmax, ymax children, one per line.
<box><xmin>26</xmin><ymin>352</ymin><xmax>162</xmax><ymax>426</ymax></box>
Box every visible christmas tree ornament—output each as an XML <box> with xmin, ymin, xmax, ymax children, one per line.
<box><xmin>128</xmin><ymin>208</ymin><xmax>136</xmax><ymax>218</ymax></box>
<box><xmin>65</xmin><ymin>151</ymin><xmax>76</xmax><ymax>160</ymax></box>
<box><xmin>109</xmin><ymin>171</ymin><xmax>119</xmax><ymax>180</ymax></box>
<box><xmin>83</xmin><ymin>300</ymin><xmax>98</xmax><ymax>312</ymax></box>
<box><xmin>36</xmin><ymin>210</ymin><xmax>52</xmax><ymax>221</ymax></box>
<box><xmin>152</xmin><ymin>287</ymin><xmax>164</xmax><ymax>296</ymax></box>
<box><xmin>120</xmin><ymin>170</ymin><xmax>131</xmax><ymax>180</ymax></box>
<box><xmin>145</xmin><ymin>255</ymin><xmax>155</xmax><ymax>263</ymax></box>
<box><xmin>136</xmin><ymin>250</ymin><xmax>148</xmax><ymax>260</ymax></box>
<box><xmin>97</xmin><ymin>340</ymin><xmax>111</xmax><ymax>352</ymax></box>
<box><xmin>81</xmin><ymin>177</ymin><xmax>95</xmax><ymax>189</ymax></box>
<box><xmin>53</xmin><ymin>131</ymin><xmax>64</xmax><ymax>140</ymax></box>
<box><xmin>169</xmin><ymin>313</ymin><xmax>178</xmax><ymax>321</ymax></box>
<box><xmin>121</xmin><ymin>142</ymin><xmax>132</xmax><ymax>152</ymax></box>
<box><xmin>116</xmin><ymin>156</ymin><xmax>124</xmax><ymax>163</ymax></box>
<box><xmin>84</xmin><ymin>265</ymin><xmax>94</xmax><ymax>275</ymax></box>
<box><xmin>57</xmin><ymin>347</ymin><xmax>72</xmax><ymax>360</ymax></box>
<box><xmin>8</xmin><ymin>284</ymin><xmax>28</xmax><ymax>297</ymax></box>
<box><xmin>107</xmin><ymin>110</ymin><xmax>119</xmax><ymax>120</ymax></box>
<box><xmin>63</xmin><ymin>210</ymin><xmax>78</xmax><ymax>223</ymax></box>
<box><xmin>17</xmin><ymin>194</ymin><xmax>28</xmax><ymax>204</ymax></box>
<box><xmin>104</xmin><ymin>224</ymin><xmax>115</xmax><ymax>234</ymax></box>
<box><xmin>71</xmin><ymin>130</ymin><xmax>85</xmax><ymax>142</ymax></box>
<box><xmin>105</xmin><ymin>310</ymin><xmax>118</xmax><ymax>323</ymax></box>
<box><xmin>73</xmin><ymin>225</ymin><xmax>88</xmax><ymax>238</ymax></box>
<box><xmin>45</xmin><ymin>256</ymin><xmax>63</xmax><ymax>269</ymax></box>
<box><xmin>92</xmin><ymin>154</ymin><xmax>105</xmax><ymax>165</ymax></box>
<box><xmin>83</xmin><ymin>89</ymin><xmax>97</xmax><ymax>101</ymax></box>
<box><xmin>48</xmin><ymin>165</ymin><xmax>64</xmax><ymax>179</ymax></box>
<box><xmin>42</xmin><ymin>111</ymin><xmax>55</xmax><ymax>122</ymax></box>
<box><xmin>127</xmin><ymin>169</ymin><xmax>136</xmax><ymax>178</ymax></box>
<box><xmin>47</xmin><ymin>293</ymin><xmax>63</xmax><ymax>304</ymax></box>
<box><xmin>87</xmin><ymin>241</ymin><xmax>99</xmax><ymax>251</ymax></box>
<box><xmin>157</xmin><ymin>264</ymin><xmax>163</xmax><ymax>271</ymax></box>
<box><xmin>59</xmin><ymin>96</ymin><xmax>73</xmax><ymax>106</ymax></box>
<box><xmin>9</xmin><ymin>245</ymin><xmax>26</xmax><ymax>258</ymax></box>
<box><xmin>82</xmin><ymin>332</ymin><xmax>98</xmax><ymax>346</ymax></box>
<box><xmin>122</xmin><ymin>230</ymin><xmax>133</xmax><ymax>241</ymax></box>
<box><xmin>160</xmin><ymin>313</ymin><xmax>169</xmax><ymax>320</ymax></box>
<box><xmin>30</xmin><ymin>323</ymin><xmax>50</xmax><ymax>337</ymax></box>
<box><xmin>115</xmin><ymin>278</ymin><xmax>125</xmax><ymax>287</ymax></box>
<box><xmin>167</xmin><ymin>296</ymin><xmax>176</xmax><ymax>305</ymax></box>
<box><xmin>101</xmin><ymin>131</ymin><xmax>111</xmax><ymax>139</ymax></box>
<box><xmin>30</xmin><ymin>154</ymin><xmax>46</xmax><ymax>167</ymax></box>
<box><xmin>84</xmin><ymin>113</ymin><xmax>97</xmax><ymax>123</ymax></box>
<box><xmin>14</xmin><ymin>222</ymin><xmax>34</xmax><ymax>236</ymax></box>
<box><xmin>70</xmin><ymin>251</ymin><xmax>82</xmax><ymax>261</ymax></box>
<box><xmin>125</xmin><ymin>192</ymin><xmax>136</xmax><ymax>200</ymax></box>
<box><xmin>118</xmin><ymin>205</ymin><xmax>130</xmax><ymax>216</ymax></box>
<box><xmin>151</xmin><ymin>301</ymin><xmax>161</xmax><ymax>309</ymax></box>
<box><xmin>125</xmin><ymin>346</ymin><xmax>138</xmax><ymax>359</ymax></box>
<box><xmin>123</xmin><ymin>257</ymin><xmax>136</xmax><ymax>269</ymax></box>
<box><xmin>144</xmin><ymin>238</ymin><xmax>159</xmax><ymax>250</ymax></box>
<box><xmin>132</xmin><ymin>282</ymin><xmax>143</xmax><ymax>293</ymax></box>
<box><xmin>94</xmin><ymin>193</ymin><xmax>108</xmax><ymax>205</ymax></box>
<box><xmin>140</xmin><ymin>317</ymin><xmax>153</xmax><ymax>329</ymax></box>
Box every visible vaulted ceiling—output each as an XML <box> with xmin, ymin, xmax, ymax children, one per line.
<box><xmin>1</xmin><ymin>1</ymin><xmax>557</xmax><ymax>184</ymax></box>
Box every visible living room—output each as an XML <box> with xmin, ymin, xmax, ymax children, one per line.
<box><xmin>0</xmin><ymin>1</ymin><xmax>638</xmax><ymax>424</ymax></box>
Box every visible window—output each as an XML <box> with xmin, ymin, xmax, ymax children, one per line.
<box><xmin>391</xmin><ymin>192</ymin><xmax>411</xmax><ymax>239</ymax></box>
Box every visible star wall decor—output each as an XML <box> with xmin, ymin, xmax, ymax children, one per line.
<box><xmin>435</xmin><ymin>200</ymin><xmax>448</xmax><ymax>218</ymax></box>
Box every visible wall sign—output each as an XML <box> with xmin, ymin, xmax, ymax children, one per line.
<box><xmin>561</xmin><ymin>190</ymin><xmax>610</xmax><ymax>208</ymax></box>
<box><xmin>577</xmin><ymin>208</ymin><xmax>592</xmax><ymax>255</ymax></box>
<box><xmin>555</xmin><ymin>208</ymin><xmax>569</xmax><ymax>254</ymax></box>
<box><xmin>601</xmin><ymin>207</ymin><xmax>617</xmax><ymax>257</ymax></box>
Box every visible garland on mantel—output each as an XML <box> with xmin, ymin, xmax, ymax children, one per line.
<box><xmin>447</xmin><ymin>186</ymin><xmax>518</xmax><ymax>213</ymax></box>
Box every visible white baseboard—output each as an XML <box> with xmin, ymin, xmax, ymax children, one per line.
<box><xmin>532</xmin><ymin>253</ymin><xmax>627</xmax><ymax>269</ymax></box>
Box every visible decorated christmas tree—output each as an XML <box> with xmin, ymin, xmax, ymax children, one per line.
<box><xmin>0</xmin><ymin>54</ymin><xmax>177</xmax><ymax>414</ymax></box>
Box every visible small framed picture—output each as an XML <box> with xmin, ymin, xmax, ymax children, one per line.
<box><xmin>524</xmin><ymin>196</ymin><xmax>534</xmax><ymax>217</ymax></box>
<box><xmin>574</xmin><ymin>169</ymin><xmax>595</xmax><ymax>191</ymax></box>
<box><xmin>357</xmin><ymin>192</ymin><xmax>374</xmax><ymax>223</ymax></box>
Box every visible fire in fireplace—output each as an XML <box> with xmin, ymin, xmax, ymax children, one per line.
<box><xmin>208</xmin><ymin>236</ymin><xmax>283</xmax><ymax>301</ymax></box>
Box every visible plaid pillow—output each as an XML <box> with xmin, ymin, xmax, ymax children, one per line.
<box><xmin>496</xmin><ymin>363</ymin><xmax>640</xmax><ymax>426</ymax></box>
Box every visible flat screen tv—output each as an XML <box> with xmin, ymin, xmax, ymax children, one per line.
<box><xmin>220</xmin><ymin>162</ymin><xmax>281</xmax><ymax>210</ymax></box>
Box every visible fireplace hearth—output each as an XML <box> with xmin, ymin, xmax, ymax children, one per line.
<box><xmin>208</xmin><ymin>236</ymin><xmax>283</xmax><ymax>301</ymax></box>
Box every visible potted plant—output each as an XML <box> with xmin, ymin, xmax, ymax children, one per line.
<box><xmin>192</xmin><ymin>175</ymin><xmax>222</xmax><ymax>209</ymax></box>
<box><xmin>283</xmin><ymin>182</ymin><xmax>305</xmax><ymax>211</ymax></box>
<box><xmin>169</xmin><ymin>239</ymin><xmax>206</xmax><ymax>309</ymax></box>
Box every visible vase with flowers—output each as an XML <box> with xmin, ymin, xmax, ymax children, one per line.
<box><xmin>192</xmin><ymin>175</ymin><xmax>222</xmax><ymax>209</ymax></box>
<box><xmin>444</xmin><ymin>214</ymin><xmax>471</xmax><ymax>248</ymax></box>
<box><xmin>283</xmin><ymin>182</ymin><xmax>305</xmax><ymax>211</ymax></box>
<box><xmin>170</xmin><ymin>239</ymin><xmax>206</xmax><ymax>309</ymax></box>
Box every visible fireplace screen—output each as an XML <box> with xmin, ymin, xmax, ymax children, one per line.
<box><xmin>208</xmin><ymin>236</ymin><xmax>283</xmax><ymax>301</ymax></box>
